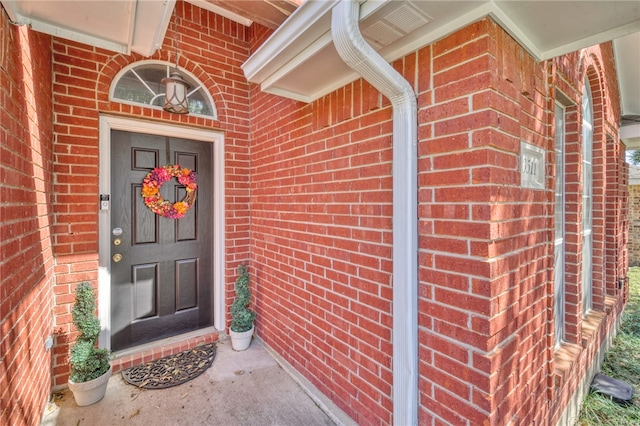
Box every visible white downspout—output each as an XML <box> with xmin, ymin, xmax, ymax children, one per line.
<box><xmin>331</xmin><ymin>1</ymin><xmax>418</xmax><ymax>425</ymax></box>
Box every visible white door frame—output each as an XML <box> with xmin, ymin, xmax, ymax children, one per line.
<box><xmin>98</xmin><ymin>115</ymin><xmax>225</xmax><ymax>350</ymax></box>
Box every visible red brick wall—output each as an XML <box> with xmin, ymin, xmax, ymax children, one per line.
<box><xmin>0</xmin><ymin>9</ymin><xmax>55</xmax><ymax>426</ymax></box>
<box><xmin>419</xmin><ymin>21</ymin><xmax>626</xmax><ymax>425</ymax></box>
<box><xmin>249</xmin><ymin>63</ymin><xmax>396</xmax><ymax>422</ymax></box>
<box><xmin>0</xmin><ymin>2</ymin><xmax>627</xmax><ymax>424</ymax></box>
<box><xmin>547</xmin><ymin>42</ymin><xmax>627</xmax><ymax>425</ymax></box>
<box><xmin>417</xmin><ymin>20</ymin><xmax>530</xmax><ymax>424</ymax></box>
<box><xmin>248</xmin><ymin>17</ymin><xmax>626</xmax><ymax>425</ymax></box>
<box><xmin>49</xmin><ymin>0</ymin><xmax>252</xmax><ymax>386</ymax></box>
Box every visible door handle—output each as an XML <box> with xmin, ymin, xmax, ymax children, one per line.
<box><xmin>112</xmin><ymin>253</ymin><xmax>123</xmax><ymax>263</ymax></box>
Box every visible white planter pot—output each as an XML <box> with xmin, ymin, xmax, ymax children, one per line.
<box><xmin>230</xmin><ymin>325</ymin><xmax>254</xmax><ymax>351</ymax></box>
<box><xmin>68</xmin><ymin>364</ymin><xmax>112</xmax><ymax>406</ymax></box>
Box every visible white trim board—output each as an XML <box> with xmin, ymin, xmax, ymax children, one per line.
<box><xmin>98</xmin><ymin>115</ymin><xmax>226</xmax><ymax>350</ymax></box>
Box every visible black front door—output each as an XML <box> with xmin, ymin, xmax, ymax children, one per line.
<box><xmin>110</xmin><ymin>130</ymin><xmax>213</xmax><ymax>352</ymax></box>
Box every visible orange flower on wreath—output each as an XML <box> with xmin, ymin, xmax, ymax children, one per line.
<box><xmin>141</xmin><ymin>165</ymin><xmax>197</xmax><ymax>219</ymax></box>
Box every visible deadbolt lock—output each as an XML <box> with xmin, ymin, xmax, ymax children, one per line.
<box><xmin>113</xmin><ymin>238</ymin><xmax>122</xmax><ymax>246</ymax></box>
<box><xmin>112</xmin><ymin>253</ymin><xmax>123</xmax><ymax>263</ymax></box>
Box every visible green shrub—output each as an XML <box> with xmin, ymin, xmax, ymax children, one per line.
<box><xmin>70</xmin><ymin>282</ymin><xmax>110</xmax><ymax>383</ymax></box>
<box><xmin>230</xmin><ymin>264</ymin><xmax>255</xmax><ymax>333</ymax></box>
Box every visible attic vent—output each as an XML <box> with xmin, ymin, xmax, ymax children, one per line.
<box><xmin>385</xmin><ymin>2</ymin><xmax>431</xmax><ymax>32</ymax></box>
<box><xmin>363</xmin><ymin>21</ymin><xmax>404</xmax><ymax>48</ymax></box>
<box><xmin>361</xmin><ymin>2</ymin><xmax>432</xmax><ymax>49</ymax></box>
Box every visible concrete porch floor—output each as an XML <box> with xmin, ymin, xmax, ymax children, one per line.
<box><xmin>41</xmin><ymin>338</ymin><xmax>355</xmax><ymax>426</ymax></box>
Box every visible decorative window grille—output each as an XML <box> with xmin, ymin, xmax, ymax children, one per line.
<box><xmin>111</xmin><ymin>61</ymin><xmax>216</xmax><ymax>118</ymax></box>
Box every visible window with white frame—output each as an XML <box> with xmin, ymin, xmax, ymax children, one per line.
<box><xmin>554</xmin><ymin>102</ymin><xmax>566</xmax><ymax>348</ymax></box>
<box><xmin>581</xmin><ymin>80</ymin><xmax>594</xmax><ymax>316</ymax></box>
<box><xmin>111</xmin><ymin>61</ymin><xmax>216</xmax><ymax>118</ymax></box>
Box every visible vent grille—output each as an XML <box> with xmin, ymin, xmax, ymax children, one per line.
<box><xmin>361</xmin><ymin>2</ymin><xmax>432</xmax><ymax>49</ymax></box>
<box><xmin>386</xmin><ymin>3</ymin><xmax>430</xmax><ymax>33</ymax></box>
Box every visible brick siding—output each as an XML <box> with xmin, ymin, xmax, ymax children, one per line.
<box><xmin>248</xmin><ymin>17</ymin><xmax>627</xmax><ymax>425</ymax></box>
<box><xmin>0</xmin><ymin>1</ymin><xmax>628</xmax><ymax>425</ymax></box>
<box><xmin>0</xmin><ymin>10</ymin><xmax>55</xmax><ymax>426</ymax></box>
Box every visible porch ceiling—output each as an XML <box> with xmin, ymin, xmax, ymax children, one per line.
<box><xmin>1</xmin><ymin>0</ymin><xmax>637</xmax><ymax>146</ymax></box>
<box><xmin>0</xmin><ymin>0</ymin><xmax>301</xmax><ymax>54</ymax></box>
<box><xmin>0</xmin><ymin>0</ymin><xmax>176</xmax><ymax>56</ymax></box>
<box><xmin>186</xmin><ymin>0</ymin><xmax>302</xmax><ymax>29</ymax></box>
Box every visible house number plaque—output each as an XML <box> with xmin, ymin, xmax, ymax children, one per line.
<box><xmin>520</xmin><ymin>141</ymin><xmax>545</xmax><ymax>190</ymax></box>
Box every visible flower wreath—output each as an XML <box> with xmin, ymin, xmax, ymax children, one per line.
<box><xmin>141</xmin><ymin>165</ymin><xmax>197</xmax><ymax>219</ymax></box>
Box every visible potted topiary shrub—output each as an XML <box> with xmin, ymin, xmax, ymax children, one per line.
<box><xmin>67</xmin><ymin>282</ymin><xmax>112</xmax><ymax>406</ymax></box>
<box><xmin>229</xmin><ymin>264</ymin><xmax>256</xmax><ymax>351</ymax></box>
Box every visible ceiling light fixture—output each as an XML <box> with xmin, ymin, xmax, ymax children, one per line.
<box><xmin>162</xmin><ymin>13</ymin><xmax>190</xmax><ymax>114</ymax></box>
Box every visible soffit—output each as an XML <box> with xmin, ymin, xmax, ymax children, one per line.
<box><xmin>614</xmin><ymin>32</ymin><xmax>640</xmax><ymax>149</ymax></box>
<box><xmin>0</xmin><ymin>0</ymin><xmax>176</xmax><ymax>56</ymax></box>
<box><xmin>242</xmin><ymin>0</ymin><xmax>640</xmax><ymax>118</ymax></box>
<box><xmin>187</xmin><ymin>0</ymin><xmax>301</xmax><ymax>29</ymax></box>
<box><xmin>0</xmin><ymin>0</ymin><xmax>301</xmax><ymax>54</ymax></box>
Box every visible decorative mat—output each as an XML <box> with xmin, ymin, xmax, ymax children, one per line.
<box><xmin>121</xmin><ymin>343</ymin><xmax>216</xmax><ymax>389</ymax></box>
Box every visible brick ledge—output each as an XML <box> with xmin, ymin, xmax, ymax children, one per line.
<box><xmin>110</xmin><ymin>327</ymin><xmax>220</xmax><ymax>373</ymax></box>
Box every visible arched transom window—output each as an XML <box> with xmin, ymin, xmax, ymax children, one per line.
<box><xmin>111</xmin><ymin>61</ymin><xmax>216</xmax><ymax>119</ymax></box>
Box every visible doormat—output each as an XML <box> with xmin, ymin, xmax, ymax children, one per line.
<box><xmin>121</xmin><ymin>343</ymin><xmax>216</xmax><ymax>389</ymax></box>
